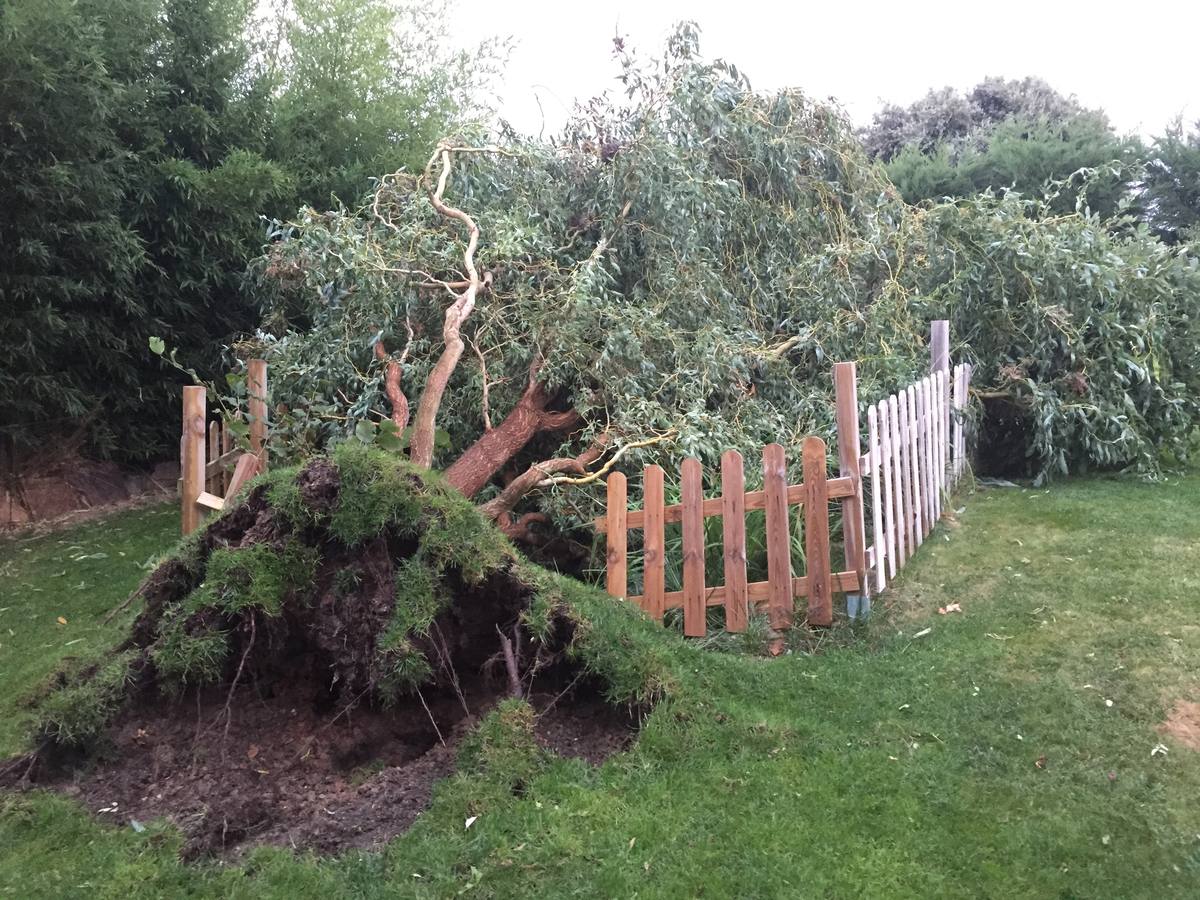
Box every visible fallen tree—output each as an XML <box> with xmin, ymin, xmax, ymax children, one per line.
<box><xmin>238</xmin><ymin>25</ymin><xmax>1199</xmax><ymax>536</ymax></box>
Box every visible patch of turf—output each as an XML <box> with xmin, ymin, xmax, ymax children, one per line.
<box><xmin>4</xmin><ymin>472</ymin><xmax>1200</xmax><ymax>897</ymax></box>
<box><xmin>0</xmin><ymin>503</ymin><xmax>177</xmax><ymax>756</ymax></box>
<box><xmin>186</xmin><ymin>541</ymin><xmax>318</xmax><ymax>617</ymax></box>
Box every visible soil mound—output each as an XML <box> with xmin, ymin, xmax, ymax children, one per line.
<box><xmin>2</xmin><ymin>445</ymin><xmax>666</xmax><ymax>857</ymax></box>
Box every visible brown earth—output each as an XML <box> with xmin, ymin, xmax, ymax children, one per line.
<box><xmin>2</xmin><ymin>457</ymin><xmax>178</xmax><ymax>527</ymax></box>
<box><xmin>9</xmin><ymin>667</ymin><xmax>639</xmax><ymax>859</ymax></box>
<box><xmin>1159</xmin><ymin>700</ymin><xmax>1200</xmax><ymax>752</ymax></box>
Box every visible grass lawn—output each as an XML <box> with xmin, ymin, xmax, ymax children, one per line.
<box><xmin>1</xmin><ymin>476</ymin><xmax>1198</xmax><ymax>898</ymax></box>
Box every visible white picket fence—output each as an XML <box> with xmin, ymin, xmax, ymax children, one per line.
<box><xmin>861</xmin><ymin>338</ymin><xmax>973</xmax><ymax>597</ymax></box>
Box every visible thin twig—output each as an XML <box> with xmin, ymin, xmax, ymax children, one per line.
<box><xmin>430</xmin><ymin>621</ymin><xmax>470</xmax><ymax>717</ymax></box>
<box><xmin>220</xmin><ymin>614</ymin><xmax>256</xmax><ymax>756</ymax></box>
<box><xmin>495</xmin><ymin>625</ymin><xmax>523</xmax><ymax>698</ymax></box>
<box><xmin>469</xmin><ymin>335</ymin><xmax>493</xmax><ymax>431</ymax></box>
<box><xmin>541</xmin><ymin>431</ymin><xmax>676</xmax><ymax>486</ymax></box>
<box><xmin>415</xmin><ymin>687</ymin><xmax>446</xmax><ymax>747</ymax></box>
<box><xmin>535</xmin><ymin>670</ymin><xmax>585</xmax><ymax>720</ymax></box>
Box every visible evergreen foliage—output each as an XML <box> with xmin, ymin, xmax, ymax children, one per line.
<box><xmin>862</xmin><ymin>77</ymin><xmax>1138</xmax><ymax>216</ymax></box>
<box><xmin>1142</xmin><ymin>118</ymin><xmax>1200</xmax><ymax>243</ymax></box>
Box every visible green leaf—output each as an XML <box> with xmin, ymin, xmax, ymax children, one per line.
<box><xmin>355</xmin><ymin>420</ymin><xmax>378</xmax><ymax>444</ymax></box>
<box><xmin>149</xmin><ymin>337</ymin><xmax>165</xmax><ymax>356</ymax></box>
<box><xmin>376</xmin><ymin>420</ymin><xmax>405</xmax><ymax>451</ymax></box>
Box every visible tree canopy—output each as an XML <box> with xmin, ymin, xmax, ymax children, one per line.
<box><xmin>243</xmin><ymin>28</ymin><xmax>1200</xmax><ymax>542</ymax></box>
<box><xmin>1142</xmin><ymin>119</ymin><xmax>1200</xmax><ymax>243</ymax></box>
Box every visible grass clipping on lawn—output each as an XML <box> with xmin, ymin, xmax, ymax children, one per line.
<box><xmin>23</xmin><ymin>444</ymin><xmax>674</xmax><ymax>760</ymax></box>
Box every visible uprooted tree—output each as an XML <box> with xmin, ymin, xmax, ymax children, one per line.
<box><xmin>239</xmin><ymin>25</ymin><xmax>1200</xmax><ymax>539</ymax></box>
<box><xmin>245</xmin><ymin>27</ymin><xmax>929</xmax><ymax>540</ymax></box>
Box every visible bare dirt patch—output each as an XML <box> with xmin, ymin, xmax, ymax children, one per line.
<box><xmin>1159</xmin><ymin>700</ymin><xmax>1200</xmax><ymax>751</ymax></box>
<box><xmin>8</xmin><ymin>666</ymin><xmax>639</xmax><ymax>858</ymax></box>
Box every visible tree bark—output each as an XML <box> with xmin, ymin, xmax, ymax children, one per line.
<box><xmin>444</xmin><ymin>378</ymin><xmax>581</xmax><ymax>498</ymax></box>
<box><xmin>374</xmin><ymin>341</ymin><xmax>410</xmax><ymax>431</ymax></box>
<box><xmin>478</xmin><ymin>440</ymin><xmax>607</xmax><ymax>535</ymax></box>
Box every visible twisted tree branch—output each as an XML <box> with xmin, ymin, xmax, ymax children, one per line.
<box><xmin>373</xmin><ymin>315</ymin><xmax>414</xmax><ymax>431</ymax></box>
<box><xmin>409</xmin><ymin>145</ymin><xmax>496</xmax><ymax>467</ymax></box>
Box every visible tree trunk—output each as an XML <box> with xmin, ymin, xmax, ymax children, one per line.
<box><xmin>444</xmin><ymin>379</ymin><xmax>581</xmax><ymax>498</ymax></box>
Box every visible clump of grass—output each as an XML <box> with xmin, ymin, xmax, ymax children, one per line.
<box><xmin>186</xmin><ymin>541</ymin><xmax>318</xmax><ymax>617</ymax></box>
<box><xmin>149</xmin><ymin>610</ymin><xmax>228</xmax><ymax>688</ymax></box>
<box><xmin>30</xmin><ymin>651</ymin><xmax>138</xmax><ymax>748</ymax></box>
<box><xmin>374</xmin><ymin>637</ymin><xmax>434</xmax><ymax>703</ymax></box>
<box><xmin>262</xmin><ymin>466</ymin><xmax>319</xmax><ymax>528</ymax></box>
<box><xmin>457</xmin><ymin>698</ymin><xmax>543</xmax><ymax>786</ymax></box>
<box><xmin>387</xmin><ymin>557</ymin><xmax>445</xmax><ymax>638</ymax></box>
<box><xmin>532</xmin><ymin>568</ymin><xmax>679</xmax><ymax>707</ymax></box>
<box><xmin>346</xmin><ymin>759</ymin><xmax>387</xmax><ymax>787</ymax></box>
<box><xmin>328</xmin><ymin>444</ymin><xmax>513</xmax><ymax>581</ymax></box>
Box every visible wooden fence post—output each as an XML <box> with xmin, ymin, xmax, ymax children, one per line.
<box><xmin>802</xmin><ymin>436</ymin><xmax>833</xmax><ymax>626</ymax></box>
<box><xmin>605</xmin><ymin>472</ymin><xmax>627</xmax><ymax>599</ymax></box>
<box><xmin>248</xmin><ymin>359</ymin><xmax>268</xmax><ymax>472</ymax></box>
<box><xmin>930</xmin><ymin>320</ymin><xmax>950</xmax><ymax>496</ymax></box>
<box><xmin>181</xmin><ymin>386</ymin><xmax>206</xmax><ymax>536</ymax></box>
<box><xmin>762</xmin><ymin>443</ymin><xmax>792</xmax><ymax>631</ymax></box>
<box><xmin>681</xmin><ymin>457</ymin><xmax>706</xmax><ymax>637</ymax></box>
<box><xmin>720</xmin><ymin>450</ymin><xmax>749</xmax><ymax>633</ymax></box>
<box><xmin>643</xmin><ymin>465</ymin><xmax>666</xmax><ymax>622</ymax></box>
<box><xmin>833</xmin><ymin>362</ymin><xmax>868</xmax><ymax>603</ymax></box>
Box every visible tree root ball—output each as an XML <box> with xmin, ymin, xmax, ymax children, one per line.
<box><xmin>2</xmin><ymin>445</ymin><xmax>671</xmax><ymax>857</ymax></box>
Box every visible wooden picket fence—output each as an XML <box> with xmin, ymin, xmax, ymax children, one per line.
<box><xmin>596</xmin><ymin>321</ymin><xmax>974</xmax><ymax>635</ymax></box>
<box><xmin>596</xmin><ymin>359</ymin><xmax>870</xmax><ymax>636</ymax></box>
<box><xmin>180</xmin><ymin>359</ymin><xmax>268</xmax><ymax>535</ymax></box>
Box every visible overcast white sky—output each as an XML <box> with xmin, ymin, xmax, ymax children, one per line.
<box><xmin>450</xmin><ymin>0</ymin><xmax>1198</xmax><ymax>138</ymax></box>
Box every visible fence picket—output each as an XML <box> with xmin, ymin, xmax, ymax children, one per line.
<box><xmin>907</xmin><ymin>386</ymin><xmax>923</xmax><ymax>547</ymax></box>
<box><xmin>248</xmin><ymin>358</ymin><xmax>268</xmax><ymax>472</ymax></box>
<box><xmin>221</xmin><ymin>421</ymin><xmax>233</xmax><ymax>494</ymax></box>
<box><xmin>867</xmin><ymin>405</ymin><xmax>885</xmax><ymax>594</ymax></box>
<box><xmin>936</xmin><ymin>369</ymin><xmax>945</xmax><ymax>501</ymax></box>
<box><xmin>720</xmin><ymin>450</ymin><xmax>749</xmax><ymax>632</ymax></box>
<box><xmin>953</xmin><ymin>365</ymin><xmax>964</xmax><ymax>481</ymax></box>
<box><xmin>802</xmin><ymin>436</ymin><xmax>833</xmax><ymax>626</ymax></box>
<box><xmin>643</xmin><ymin>465</ymin><xmax>666</xmax><ymax>622</ymax></box>
<box><xmin>605</xmin><ymin>472</ymin><xmax>628</xmax><ymax>600</ymax></box>
<box><xmin>921</xmin><ymin>381</ymin><xmax>931</xmax><ymax>535</ymax></box>
<box><xmin>889</xmin><ymin>393</ymin><xmax>907</xmax><ymax>568</ymax></box>
<box><xmin>681</xmin><ymin>457</ymin><xmax>706</xmax><ymax>637</ymax></box>
<box><xmin>879</xmin><ymin>400</ymin><xmax>897</xmax><ymax>580</ymax></box>
<box><xmin>207</xmin><ymin>422</ymin><xmax>220</xmax><ymax>494</ymax></box>
<box><xmin>925</xmin><ymin>376</ymin><xmax>936</xmax><ymax>521</ymax></box>
<box><xmin>931</xmin><ymin>371</ymin><xmax>941</xmax><ymax>501</ymax></box>
<box><xmin>762</xmin><ymin>443</ymin><xmax>792</xmax><ymax>630</ymax></box>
